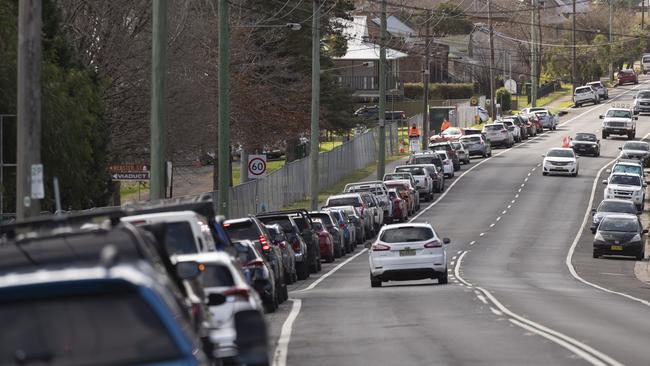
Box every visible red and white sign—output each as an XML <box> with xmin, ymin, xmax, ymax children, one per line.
<box><xmin>248</xmin><ymin>155</ymin><xmax>267</xmax><ymax>179</ymax></box>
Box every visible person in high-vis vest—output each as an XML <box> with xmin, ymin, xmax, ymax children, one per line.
<box><xmin>440</xmin><ymin>118</ymin><xmax>451</xmax><ymax>132</ymax></box>
<box><xmin>408</xmin><ymin>123</ymin><xmax>420</xmax><ymax>138</ymax></box>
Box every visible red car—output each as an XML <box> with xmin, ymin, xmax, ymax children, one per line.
<box><xmin>312</xmin><ymin>219</ymin><xmax>335</xmax><ymax>263</ymax></box>
<box><xmin>526</xmin><ymin>113</ymin><xmax>543</xmax><ymax>133</ymax></box>
<box><xmin>617</xmin><ymin>69</ymin><xmax>638</xmax><ymax>85</ymax></box>
<box><xmin>429</xmin><ymin>127</ymin><xmax>465</xmax><ymax>143</ymax></box>
<box><xmin>388</xmin><ymin>189</ymin><xmax>408</xmax><ymax>223</ymax></box>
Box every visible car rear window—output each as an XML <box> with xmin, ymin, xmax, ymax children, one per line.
<box><xmin>461</xmin><ymin>136</ymin><xmax>482</xmax><ymax>142</ymax></box>
<box><xmin>0</xmin><ymin>288</ymin><xmax>181</xmax><ymax>365</ymax></box>
<box><xmin>164</xmin><ymin>222</ymin><xmax>198</xmax><ymax>255</ymax></box>
<box><xmin>380</xmin><ymin>226</ymin><xmax>434</xmax><ymax>243</ymax></box>
<box><xmin>234</xmin><ymin>242</ymin><xmax>258</xmax><ymax>262</ymax></box>
<box><xmin>484</xmin><ymin>125</ymin><xmax>503</xmax><ymax>131</ymax></box>
<box><xmin>258</xmin><ymin>217</ymin><xmax>296</xmax><ymax>233</ymax></box>
<box><xmin>411</xmin><ymin>156</ymin><xmax>439</xmax><ymax>165</ymax></box>
<box><xmin>599</xmin><ymin>201</ymin><xmax>637</xmax><ymax>214</ymax></box>
<box><xmin>599</xmin><ymin>217</ymin><xmax>639</xmax><ymax>232</ymax></box>
<box><xmin>310</xmin><ymin>213</ymin><xmax>333</xmax><ymax>226</ymax></box>
<box><xmin>575</xmin><ymin>87</ymin><xmax>591</xmax><ymax>94</ymax></box>
<box><xmin>327</xmin><ymin>197</ymin><xmax>361</xmax><ymax>207</ymax></box>
<box><xmin>396</xmin><ymin>167</ymin><xmax>424</xmax><ymax>175</ymax></box>
<box><xmin>224</xmin><ymin>221</ymin><xmax>260</xmax><ymax>242</ymax></box>
<box><xmin>203</xmin><ymin>264</ymin><xmax>235</xmax><ymax>287</ymax></box>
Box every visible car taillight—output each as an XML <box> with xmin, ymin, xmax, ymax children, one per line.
<box><xmin>292</xmin><ymin>240</ymin><xmax>301</xmax><ymax>253</ymax></box>
<box><xmin>246</xmin><ymin>259</ymin><xmax>265</xmax><ymax>267</ymax></box>
<box><xmin>279</xmin><ymin>241</ymin><xmax>287</xmax><ymax>249</ymax></box>
<box><xmin>259</xmin><ymin>234</ymin><xmax>271</xmax><ymax>252</ymax></box>
<box><xmin>223</xmin><ymin>287</ymin><xmax>250</xmax><ymax>301</ymax></box>
<box><xmin>424</xmin><ymin>240</ymin><xmax>442</xmax><ymax>248</ymax></box>
<box><xmin>372</xmin><ymin>243</ymin><xmax>391</xmax><ymax>251</ymax></box>
<box><xmin>340</xmin><ymin>222</ymin><xmax>347</xmax><ymax>229</ymax></box>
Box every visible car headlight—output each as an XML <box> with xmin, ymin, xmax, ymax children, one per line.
<box><xmin>607</xmin><ymin>188</ymin><xmax>613</xmax><ymax>194</ymax></box>
<box><xmin>634</xmin><ymin>190</ymin><xmax>642</xmax><ymax>196</ymax></box>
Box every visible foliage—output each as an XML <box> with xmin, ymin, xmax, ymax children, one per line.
<box><xmin>496</xmin><ymin>87</ymin><xmax>511</xmax><ymax>112</ymax></box>
<box><xmin>403</xmin><ymin>83</ymin><xmax>475</xmax><ymax>100</ymax></box>
<box><xmin>432</xmin><ymin>2</ymin><xmax>473</xmax><ymax>35</ymax></box>
<box><xmin>0</xmin><ymin>0</ymin><xmax>111</xmax><ymax>212</ymax></box>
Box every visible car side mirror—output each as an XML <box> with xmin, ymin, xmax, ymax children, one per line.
<box><xmin>644</xmin><ymin>183</ymin><xmax>648</xmax><ymax>187</ymax></box>
<box><xmin>541</xmin><ymin>154</ymin><xmax>545</xmax><ymax>157</ymax></box>
<box><xmin>599</xmin><ymin>115</ymin><xmax>604</xmax><ymax>119</ymax></box>
<box><xmin>591</xmin><ymin>208</ymin><xmax>597</xmax><ymax>216</ymax></box>
<box><xmin>207</xmin><ymin>293</ymin><xmax>227</xmax><ymax>306</ymax></box>
<box><xmin>176</xmin><ymin>261</ymin><xmax>202</xmax><ymax>280</ymax></box>
<box><xmin>634</xmin><ymin>116</ymin><xmax>639</xmax><ymax>120</ymax></box>
<box><xmin>618</xmin><ymin>147</ymin><xmax>622</xmax><ymax>150</ymax></box>
<box><xmin>443</xmin><ymin>238</ymin><xmax>451</xmax><ymax>245</ymax></box>
<box><xmin>602</xmin><ymin>179</ymin><xmax>608</xmax><ymax>185</ymax></box>
<box><xmin>644</xmin><ymin>229</ymin><xmax>649</xmax><ymax>234</ymax></box>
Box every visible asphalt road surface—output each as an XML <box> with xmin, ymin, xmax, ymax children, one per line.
<box><xmin>267</xmin><ymin>79</ymin><xmax>650</xmax><ymax>366</ymax></box>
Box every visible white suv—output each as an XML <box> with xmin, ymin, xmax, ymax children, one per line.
<box><xmin>586</xmin><ymin>81</ymin><xmax>609</xmax><ymax>100</ymax></box>
<box><xmin>344</xmin><ymin>181</ymin><xmax>393</xmax><ymax>224</ymax></box>
<box><xmin>600</xmin><ymin>108</ymin><xmax>637</xmax><ymax>140</ymax></box>
<box><xmin>603</xmin><ymin>173</ymin><xmax>646</xmax><ymax>211</ymax></box>
<box><xmin>573</xmin><ymin>86</ymin><xmax>599</xmax><ymax>107</ymax></box>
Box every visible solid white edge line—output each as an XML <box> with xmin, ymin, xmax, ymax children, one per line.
<box><xmin>454</xmin><ymin>250</ymin><xmax>472</xmax><ymax>287</ymax></box>
<box><xmin>475</xmin><ymin>285</ymin><xmax>622</xmax><ymax>366</ymax></box>
<box><xmin>292</xmin><ymin>248</ymin><xmax>369</xmax><ymax>294</ymax></box>
<box><xmin>565</xmin><ymin>131</ymin><xmax>650</xmax><ymax>308</ymax></box>
<box><xmin>273</xmin><ymin>299</ymin><xmax>302</xmax><ymax>366</ymax></box>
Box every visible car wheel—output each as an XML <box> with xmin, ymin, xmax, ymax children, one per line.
<box><xmin>628</xmin><ymin>133</ymin><xmax>635</xmax><ymax>140</ymax></box>
<box><xmin>602</xmin><ymin>132</ymin><xmax>608</xmax><ymax>139</ymax></box>
<box><xmin>593</xmin><ymin>250</ymin><xmax>600</xmax><ymax>259</ymax></box>
<box><xmin>482</xmin><ymin>151</ymin><xmax>487</xmax><ymax>158</ymax></box>
<box><xmin>637</xmin><ymin>250</ymin><xmax>645</xmax><ymax>260</ymax></box>
<box><xmin>370</xmin><ymin>274</ymin><xmax>382</xmax><ymax>288</ymax></box>
<box><xmin>596</xmin><ymin>149</ymin><xmax>600</xmax><ymax>157</ymax></box>
<box><xmin>297</xmin><ymin>261</ymin><xmax>309</xmax><ymax>280</ymax></box>
<box><xmin>317</xmin><ymin>257</ymin><xmax>322</xmax><ymax>271</ymax></box>
<box><xmin>542</xmin><ymin>172</ymin><xmax>548</xmax><ymax>176</ymax></box>
<box><xmin>282</xmin><ymin>283</ymin><xmax>289</xmax><ymax>302</ymax></box>
<box><xmin>572</xmin><ymin>171</ymin><xmax>578</xmax><ymax>177</ymax></box>
<box><xmin>438</xmin><ymin>269</ymin><xmax>448</xmax><ymax>284</ymax></box>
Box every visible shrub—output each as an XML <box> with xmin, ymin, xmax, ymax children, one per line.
<box><xmin>496</xmin><ymin>87</ymin><xmax>512</xmax><ymax>112</ymax></box>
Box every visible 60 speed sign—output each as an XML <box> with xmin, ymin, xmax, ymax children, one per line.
<box><xmin>247</xmin><ymin>154</ymin><xmax>267</xmax><ymax>179</ymax></box>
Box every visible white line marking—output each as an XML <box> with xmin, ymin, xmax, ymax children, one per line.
<box><xmin>479</xmin><ymin>232</ymin><xmax>485</xmax><ymax>237</ymax></box>
<box><xmin>496</xmin><ymin>216</ymin><xmax>501</xmax><ymax>221</ymax></box>
<box><xmin>502</xmin><ymin>210</ymin><xmax>507</xmax><ymax>214</ymax></box>
<box><xmin>273</xmin><ymin>299</ymin><xmax>302</xmax><ymax>366</ymax></box>
<box><xmin>477</xmin><ymin>294</ymin><xmax>489</xmax><ymax>304</ymax></box>
<box><xmin>452</xmin><ymin>256</ymin><xmax>457</xmax><ymax>260</ymax></box>
<box><xmin>524</xmin><ymin>177</ymin><xmax>529</xmax><ymax>182</ymax></box>
<box><xmin>527</xmin><ymin>172</ymin><xmax>532</xmax><ymax>176</ymax></box>
<box><xmin>565</xmin><ymin>131</ymin><xmax>650</xmax><ymax>309</ymax></box>
<box><xmin>457</xmin><ymin>250</ymin><xmax>463</xmax><ymax>254</ymax></box>
<box><xmin>511</xmin><ymin>199</ymin><xmax>516</xmax><ymax>203</ymax></box>
<box><xmin>515</xmin><ymin>194</ymin><xmax>519</xmax><ymax>198</ymax></box>
<box><xmin>292</xmin><ymin>248</ymin><xmax>368</xmax><ymax>293</ymax></box>
<box><xmin>454</xmin><ymin>251</ymin><xmax>472</xmax><ymax>287</ymax></box>
<box><xmin>520</xmin><ymin>183</ymin><xmax>525</xmax><ymax>187</ymax></box>
<box><xmin>469</xmin><ymin>240</ymin><xmax>476</xmax><ymax>245</ymax></box>
<box><xmin>489</xmin><ymin>223</ymin><xmax>495</xmax><ymax>228</ymax></box>
<box><xmin>490</xmin><ymin>307</ymin><xmax>504</xmax><ymax>316</ymax></box>
<box><xmin>507</xmin><ymin>205</ymin><xmax>512</xmax><ymax>209</ymax></box>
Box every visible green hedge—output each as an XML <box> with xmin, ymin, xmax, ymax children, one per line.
<box><xmin>404</xmin><ymin>83</ymin><xmax>475</xmax><ymax>100</ymax></box>
<box><xmin>496</xmin><ymin>87</ymin><xmax>512</xmax><ymax>112</ymax></box>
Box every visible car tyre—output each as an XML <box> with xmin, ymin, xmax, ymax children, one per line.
<box><xmin>602</xmin><ymin>132</ymin><xmax>608</xmax><ymax>139</ymax></box>
<box><xmin>637</xmin><ymin>249</ymin><xmax>645</xmax><ymax>260</ymax></box>
<box><xmin>370</xmin><ymin>274</ymin><xmax>382</xmax><ymax>288</ymax></box>
<box><xmin>281</xmin><ymin>283</ymin><xmax>289</xmax><ymax>302</ymax></box>
<box><xmin>542</xmin><ymin>172</ymin><xmax>548</xmax><ymax>176</ymax></box>
<box><xmin>438</xmin><ymin>269</ymin><xmax>448</xmax><ymax>284</ymax></box>
<box><xmin>593</xmin><ymin>250</ymin><xmax>599</xmax><ymax>259</ymax></box>
<box><xmin>296</xmin><ymin>261</ymin><xmax>309</xmax><ymax>280</ymax></box>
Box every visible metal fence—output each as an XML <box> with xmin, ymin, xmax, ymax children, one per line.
<box><xmin>222</xmin><ymin>123</ymin><xmax>399</xmax><ymax>218</ymax></box>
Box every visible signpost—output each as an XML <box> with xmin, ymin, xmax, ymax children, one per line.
<box><xmin>109</xmin><ymin>164</ymin><xmax>150</xmax><ymax>181</ymax></box>
<box><xmin>247</xmin><ymin>155</ymin><xmax>267</xmax><ymax>179</ymax></box>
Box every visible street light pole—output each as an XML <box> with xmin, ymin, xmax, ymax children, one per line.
<box><xmin>16</xmin><ymin>0</ymin><xmax>42</xmax><ymax>219</ymax></box>
<box><xmin>572</xmin><ymin>0</ymin><xmax>576</xmax><ymax>90</ymax></box>
<box><xmin>422</xmin><ymin>9</ymin><xmax>431</xmax><ymax>150</ymax></box>
<box><xmin>309</xmin><ymin>0</ymin><xmax>320</xmax><ymax>211</ymax></box>
<box><xmin>218</xmin><ymin>0</ymin><xmax>231</xmax><ymax>216</ymax></box>
<box><xmin>377</xmin><ymin>0</ymin><xmax>387</xmax><ymax>180</ymax></box>
<box><xmin>609</xmin><ymin>0</ymin><xmax>613</xmax><ymax>81</ymax></box>
<box><xmin>150</xmin><ymin>0</ymin><xmax>167</xmax><ymax>201</ymax></box>
<box><xmin>488</xmin><ymin>0</ymin><xmax>496</xmax><ymax>118</ymax></box>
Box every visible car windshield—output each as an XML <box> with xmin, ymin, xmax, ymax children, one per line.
<box><xmin>327</xmin><ymin>197</ymin><xmax>360</xmax><ymax>207</ymax></box>
<box><xmin>637</xmin><ymin>91</ymin><xmax>650</xmax><ymax>98</ymax></box>
<box><xmin>385</xmin><ymin>182</ymin><xmax>408</xmax><ymax>191</ymax></box>
<box><xmin>599</xmin><ymin>218</ymin><xmax>639</xmax><ymax>232</ymax></box>
<box><xmin>164</xmin><ymin>222</ymin><xmax>198</xmax><ymax>255</ymax></box>
<box><xmin>0</xmin><ymin>287</ymin><xmax>181</xmax><ymax>365</ymax></box>
<box><xmin>606</xmin><ymin>110</ymin><xmax>631</xmax><ymax>118</ymax></box>
<box><xmin>546</xmin><ymin>149</ymin><xmax>574</xmax><ymax>158</ymax></box>
<box><xmin>599</xmin><ymin>201</ymin><xmax>637</xmax><ymax>214</ymax></box>
<box><xmin>380</xmin><ymin>226</ymin><xmax>434</xmax><ymax>243</ymax></box>
<box><xmin>463</xmin><ymin>129</ymin><xmax>482</xmax><ymax>135</ymax></box>
<box><xmin>347</xmin><ymin>186</ymin><xmax>384</xmax><ymax>195</ymax></box>
<box><xmin>588</xmin><ymin>82</ymin><xmax>602</xmax><ymax>88</ymax></box>
<box><xmin>234</xmin><ymin>242</ymin><xmax>258</xmax><ymax>262</ymax></box>
<box><xmin>623</xmin><ymin>142</ymin><xmax>649</xmax><ymax>151</ymax></box>
<box><xmin>612</xmin><ymin>164</ymin><xmax>642</xmax><ymax>175</ymax></box>
<box><xmin>396</xmin><ymin>167</ymin><xmax>425</xmax><ymax>175</ymax></box>
<box><xmin>385</xmin><ymin>173</ymin><xmax>409</xmax><ymax>181</ymax></box>
<box><xmin>442</xmin><ymin>128</ymin><xmax>460</xmax><ymax>135</ymax></box>
<box><xmin>484</xmin><ymin>125</ymin><xmax>503</xmax><ymax>131</ymax></box>
<box><xmin>575</xmin><ymin>133</ymin><xmax>597</xmax><ymax>141</ymax></box>
<box><xmin>610</xmin><ymin>175</ymin><xmax>641</xmax><ymax>186</ymax></box>
<box><xmin>203</xmin><ymin>264</ymin><xmax>235</xmax><ymax>287</ymax></box>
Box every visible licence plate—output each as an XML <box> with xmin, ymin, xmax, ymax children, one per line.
<box><xmin>399</xmin><ymin>249</ymin><xmax>416</xmax><ymax>256</ymax></box>
<box><xmin>610</xmin><ymin>245</ymin><xmax>623</xmax><ymax>251</ymax></box>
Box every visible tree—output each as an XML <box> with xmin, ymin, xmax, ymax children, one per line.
<box><xmin>0</xmin><ymin>0</ymin><xmax>111</xmax><ymax>212</ymax></box>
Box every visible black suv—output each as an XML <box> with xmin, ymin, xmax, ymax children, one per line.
<box><xmin>428</xmin><ymin>141</ymin><xmax>461</xmax><ymax>170</ymax></box>
<box><xmin>258</xmin><ymin>210</ymin><xmax>321</xmax><ymax>275</ymax></box>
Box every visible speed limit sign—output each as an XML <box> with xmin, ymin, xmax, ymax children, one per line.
<box><xmin>248</xmin><ymin>154</ymin><xmax>267</xmax><ymax>179</ymax></box>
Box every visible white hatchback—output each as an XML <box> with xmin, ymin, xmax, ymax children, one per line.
<box><xmin>369</xmin><ymin>223</ymin><xmax>450</xmax><ymax>287</ymax></box>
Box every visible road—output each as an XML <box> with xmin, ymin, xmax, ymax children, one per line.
<box><xmin>268</xmin><ymin>79</ymin><xmax>650</xmax><ymax>366</ymax></box>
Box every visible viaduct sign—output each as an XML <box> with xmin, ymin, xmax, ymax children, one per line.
<box><xmin>109</xmin><ymin>164</ymin><xmax>150</xmax><ymax>181</ymax></box>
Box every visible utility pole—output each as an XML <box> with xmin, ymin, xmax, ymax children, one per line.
<box><xmin>488</xmin><ymin>0</ymin><xmax>496</xmax><ymax>118</ymax></box>
<box><xmin>572</xmin><ymin>0</ymin><xmax>576</xmax><ymax>90</ymax></box>
<box><xmin>218</xmin><ymin>0</ymin><xmax>230</xmax><ymax>216</ymax></box>
<box><xmin>609</xmin><ymin>0</ymin><xmax>613</xmax><ymax>80</ymax></box>
<box><xmin>643</xmin><ymin>0</ymin><xmax>645</xmax><ymax>31</ymax></box>
<box><xmin>531</xmin><ymin>0</ymin><xmax>538</xmax><ymax>107</ymax></box>
<box><xmin>16</xmin><ymin>0</ymin><xmax>42</xmax><ymax>219</ymax></box>
<box><xmin>150</xmin><ymin>0</ymin><xmax>167</xmax><ymax>201</ymax></box>
<box><xmin>377</xmin><ymin>0</ymin><xmax>386</xmax><ymax>179</ymax></box>
<box><xmin>309</xmin><ymin>0</ymin><xmax>320</xmax><ymax>211</ymax></box>
<box><xmin>421</xmin><ymin>9</ymin><xmax>431</xmax><ymax>150</ymax></box>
